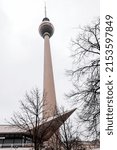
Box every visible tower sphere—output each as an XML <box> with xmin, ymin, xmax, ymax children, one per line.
<box><xmin>39</xmin><ymin>17</ymin><xmax>54</xmax><ymax>38</ymax></box>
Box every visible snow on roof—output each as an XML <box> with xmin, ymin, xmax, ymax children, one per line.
<box><xmin>0</xmin><ymin>148</ymin><xmax>32</xmax><ymax>150</ymax></box>
<box><xmin>0</xmin><ymin>125</ymin><xmax>25</xmax><ymax>134</ymax></box>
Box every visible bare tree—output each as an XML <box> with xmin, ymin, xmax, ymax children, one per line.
<box><xmin>59</xmin><ymin>118</ymin><xmax>84</xmax><ymax>150</ymax></box>
<box><xmin>10</xmin><ymin>89</ymin><xmax>75</xmax><ymax>150</ymax></box>
<box><xmin>67</xmin><ymin>18</ymin><xmax>100</xmax><ymax>140</ymax></box>
<box><xmin>10</xmin><ymin>88</ymin><xmax>47</xmax><ymax>150</ymax></box>
<box><xmin>49</xmin><ymin>108</ymin><xmax>85</xmax><ymax>150</ymax></box>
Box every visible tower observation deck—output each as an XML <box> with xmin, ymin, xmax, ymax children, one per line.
<box><xmin>39</xmin><ymin>17</ymin><xmax>54</xmax><ymax>38</ymax></box>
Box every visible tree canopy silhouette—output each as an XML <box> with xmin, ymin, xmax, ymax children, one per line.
<box><xmin>67</xmin><ymin>18</ymin><xmax>100</xmax><ymax>140</ymax></box>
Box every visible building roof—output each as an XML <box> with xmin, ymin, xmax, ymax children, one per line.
<box><xmin>0</xmin><ymin>125</ymin><xmax>25</xmax><ymax>134</ymax></box>
<box><xmin>38</xmin><ymin>108</ymin><xmax>76</xmax><ymax>141</ymax></box>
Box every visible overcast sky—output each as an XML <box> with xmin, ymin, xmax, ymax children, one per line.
<box><xmin>0</xmin><ymin>0</ymin><xmax>99</xmax><ymax>124</ymax></box>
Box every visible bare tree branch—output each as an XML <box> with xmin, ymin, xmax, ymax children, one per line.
<box><xmin>67</xmin><ymin>18</ymin><xmax>100</xmax><ymax>140</ymax></box>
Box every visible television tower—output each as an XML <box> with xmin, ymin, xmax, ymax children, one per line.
<box><xmin>39</xmin><ymin>5</ymin><xmax>57</xmax><ymax>119</ymax></box>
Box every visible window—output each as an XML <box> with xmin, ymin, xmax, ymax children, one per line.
<box><xmin>3</xmin><ymin>139</ymin><xmax>13</xmax><ymax>147</ymax></box>
<box><xmin>13</xmin><ymin>138</ymin><xmax>22</xmax><ymax>147</ymax></box>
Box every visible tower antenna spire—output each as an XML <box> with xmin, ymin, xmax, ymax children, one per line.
<box><xmin>44</xmin><ymin>1</ymin><xmax>47</xmax><ymax>18</ymax></box>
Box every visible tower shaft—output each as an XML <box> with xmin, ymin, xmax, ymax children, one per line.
<box><xmin>39</xmin><ymin>12</ymin><xmax>76</xmax><ymax>149</ymax></box>
<box><xmin>43</xmin><ymin>34</ymin><xmax>57</xmax><ymax>119</ymax></box>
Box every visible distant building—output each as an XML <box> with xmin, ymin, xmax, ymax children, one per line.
<box><xmin>60</xmin><ymin>139</ymin><xmax>100</xmax><ymax>150</ymax></box>
<box><xmin>0</xmin><ymin>125</ymin><xmax>32</xmax><ymax>148</ymax></box>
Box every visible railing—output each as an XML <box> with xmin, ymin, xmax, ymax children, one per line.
<box><xmin>0</xmin><ymin>143</ymin><xmax>33</xmax><ymax>148</ymax></box>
